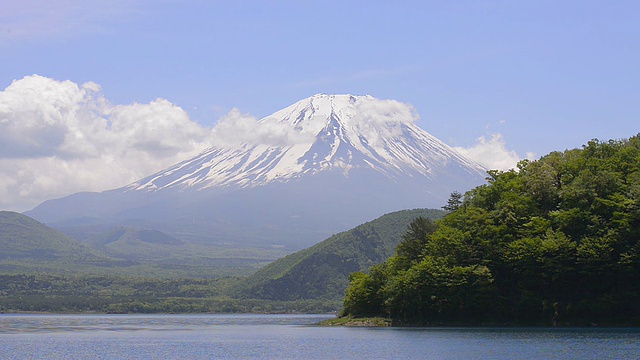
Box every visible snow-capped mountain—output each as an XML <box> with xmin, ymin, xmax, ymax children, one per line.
<box><xmin>128</xmin><ymin>94</ymin><xmax>482</xmax><ymax>192</ymax></box>
<box><xmin>27</xmin><ymin>94</ymin><xmax>487</xmax><ymax>249</ymax></box>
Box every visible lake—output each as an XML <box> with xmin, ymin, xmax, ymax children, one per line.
<box><xmin>1</xmin><ymin>314</ymin><xmax>638</xmax><ymax>359</ymax></box>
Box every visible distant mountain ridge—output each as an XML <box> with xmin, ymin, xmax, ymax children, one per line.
<box><xmin>0</xmin><ymin>211</ymin><xmax>281</xmax><ymax>277</ymax></box>
<box><xmin>26</xmin><ymin>94</ymin><xmax>487</xmax><ymax>249</ymax></box>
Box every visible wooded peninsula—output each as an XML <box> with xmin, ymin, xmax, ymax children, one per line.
<box><xmin>341</xmin><ymin>135</ymin><xmax>640</xmax><ymax>326</ymax></box>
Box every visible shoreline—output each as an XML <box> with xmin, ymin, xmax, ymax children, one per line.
<box><xmin>317</xmin><ymin>316</ymin><xmax>640</xmax><ymax>328</ymax></box>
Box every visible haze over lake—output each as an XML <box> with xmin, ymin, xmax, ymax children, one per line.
<box><xmin>1</xmin><ymin>314</ymin><xmax>639</xmax><ymax>359</ymax></box>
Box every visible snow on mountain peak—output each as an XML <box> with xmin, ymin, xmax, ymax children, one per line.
<box><xmin>28</xmin><ymin>94</ymin><xmax>490</xmax><ymax>246</ymax></box>
<box><xmin>266</xmin><ymin>94</ymin><xmax>418</xmax><ymax>138</ymax></box>
<box><xmin>128</xmin><ymin>94</ymin><xmax>485</xmax><ymax>192</ymax></box>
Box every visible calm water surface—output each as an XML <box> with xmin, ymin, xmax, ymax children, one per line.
<box><xmin>1</xmin><ymin>314</ymin><xmax>638</xmax><ymax>359</ymax></box>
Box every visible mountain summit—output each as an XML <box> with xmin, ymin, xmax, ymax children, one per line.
<box><xmin>27</xmin><ymin>94</ymin><xmax>486</xmax><ymax>249</ymax></box>
<box><xmin>129</xmin><ymin>94</ymin><xmax>483</xmax><ymax>192</ymax></box>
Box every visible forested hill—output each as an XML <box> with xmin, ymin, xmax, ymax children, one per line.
<box><xmin>234</xmin><ymin>209</ymin><xmax>446</xmax><ymax>301</ymax></box>
<box><xmin>0</xmin><ymin>211</ymin><xmax>106</xmax><ymax>265</ymax></box>
<box><xmin>342</xmin><ymin>135</ymin><xmax>640</xmax><ymax>326</ymax></box>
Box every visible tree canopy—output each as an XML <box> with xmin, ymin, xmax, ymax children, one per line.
<box><xmin>342</xmin><ymin>135</ymin><xmax>640</xmax><ymax>326</ymax></box>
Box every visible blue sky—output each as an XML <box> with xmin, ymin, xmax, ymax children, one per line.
<box><xmin>1</xmin><ymin>0</ymin><xmax>639</xmax><ymax>211</ymax></box>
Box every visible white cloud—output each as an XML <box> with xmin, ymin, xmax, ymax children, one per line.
<box><xmin>0</xmin><ymin>76</ymin><xmax>532</xmax><ymax>211</ymax></box>
<box><xmin>0</xmin><ymin>75</ymin><xmax>214</xmax><ymax>211</ymax></box>
<box><xmin>353</xmin><ymin>97</ymin><xmax>418</xmax><ymax>126</ymax></box>
<box><xmin>0</xmin><ymin>75</ymin><xmax>334</xmax><ymax>212</ymax></box>
<box><xmin>211</xmin><ymin>108</ymin><xmax>314</xmax><ymax>148</ymax></box>
<box><xmin>350</xmin><ymin>97</ymin><xmax>418</xmax><ymax>146</ymax></box>
<box><xmin>454</xmin><ymin>133</ymin><xmax>529</xmax><ymax>171</ymax></box>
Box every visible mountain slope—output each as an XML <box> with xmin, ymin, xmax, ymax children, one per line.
<box><xmin>0</xmin><ymin>211</ymin><xmax>109</xmax><ymax>268</ymax></box>
<box><xmin>86</xmin><ymin>227</ymin><xmax>183</xmax><ymax>259</ymax></box>
<box><xmin>127</xmin><ymin>94</ymin><xmax>483</xmax><ymax>192</ymax></box>
<box><xmin>26</xmin><ymin>94</ymin><xmax>486</xmax><ymax>249</ymax></box>
<box><xmin>234</xmin><ymin>208</ymin><xmax>446</xmax><ymax>301</ymax></box>
<box><xmin>0</xmin><ymin>212</ymin><xmax>284</xmax><ymax>277</ymax></box>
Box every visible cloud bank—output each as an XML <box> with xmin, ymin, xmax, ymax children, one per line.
<box><xmin>351</xmin><ymin>97</ymin><xmax>419</xmax><ymax>146</ymax></box>
<box><xmin>0</xmin><ymin>75</ymin><xmax>214</xmax><ymax>211</ymax></box>
<box><xmin>0</xmin><ymin>75</ymin><xmax>526</xmax><ymax>211</ymax></box>
<box><xmin>454</xmin><ymin>133</ymin><xmax>529</xmax><ymax>171</ymax></box>
<box><xmin>211</xmin><ymin>109</ymin><xmax>315</xmax><ymax>148</ymax></box>
<box><xmin>0</xmin><ymin>75</ymin><xmax>322</xmax><ymax>211</ymax></box>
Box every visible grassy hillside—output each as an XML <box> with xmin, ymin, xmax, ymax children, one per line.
<box><xmin>0</xmin><ymin>211</ymin><xmax>114</xmax><ymax>271</ymax></box>
<box><xmin>235</xmin><ymin>209</ymin><xmax>446</xmax><ymax>301</ymax></box>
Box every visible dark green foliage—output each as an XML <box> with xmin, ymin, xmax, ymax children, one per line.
<box><xmin>395</xmin><ymin>217</ymin><xmax>438</xmax><ymax>269</ymax></box>
<box><xmin>0</xmin><ymin>273</ymin><xmax>338</xmax><ymax>314</ymax></box>
<box><xmin>235</xmin><ymin>209</ymin><xmax>446</xmax><ymax>301</ymax></box>
<box><xmin>342</xmin><ymin>135</ymin><xmax>640</xmax><ymax>326</ymax></box>
<box><xmin>442</xmin><ymin>191</ymin><xmax>463</xmax><ymax>212</ymax></box>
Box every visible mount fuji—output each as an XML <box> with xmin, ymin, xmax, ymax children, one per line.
<box><xmin>26</xmin><ymin>94</ymin><xmax>487</xmax><ymax>249</ymax></box>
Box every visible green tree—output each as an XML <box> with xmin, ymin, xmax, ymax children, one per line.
<box><xmin>395</xmin><ymin>217</ymin><xmax>438</xmax><ymax>269</ymax></box>
<box><xmin>442</xmin><ymin>191</ymin><xmax>463</xmax><ymax>212</ymax></box>
<box><xmin>342</xmin><ymin>134</ymin><xmax>640</xmax><ymax>326</ymax></box>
